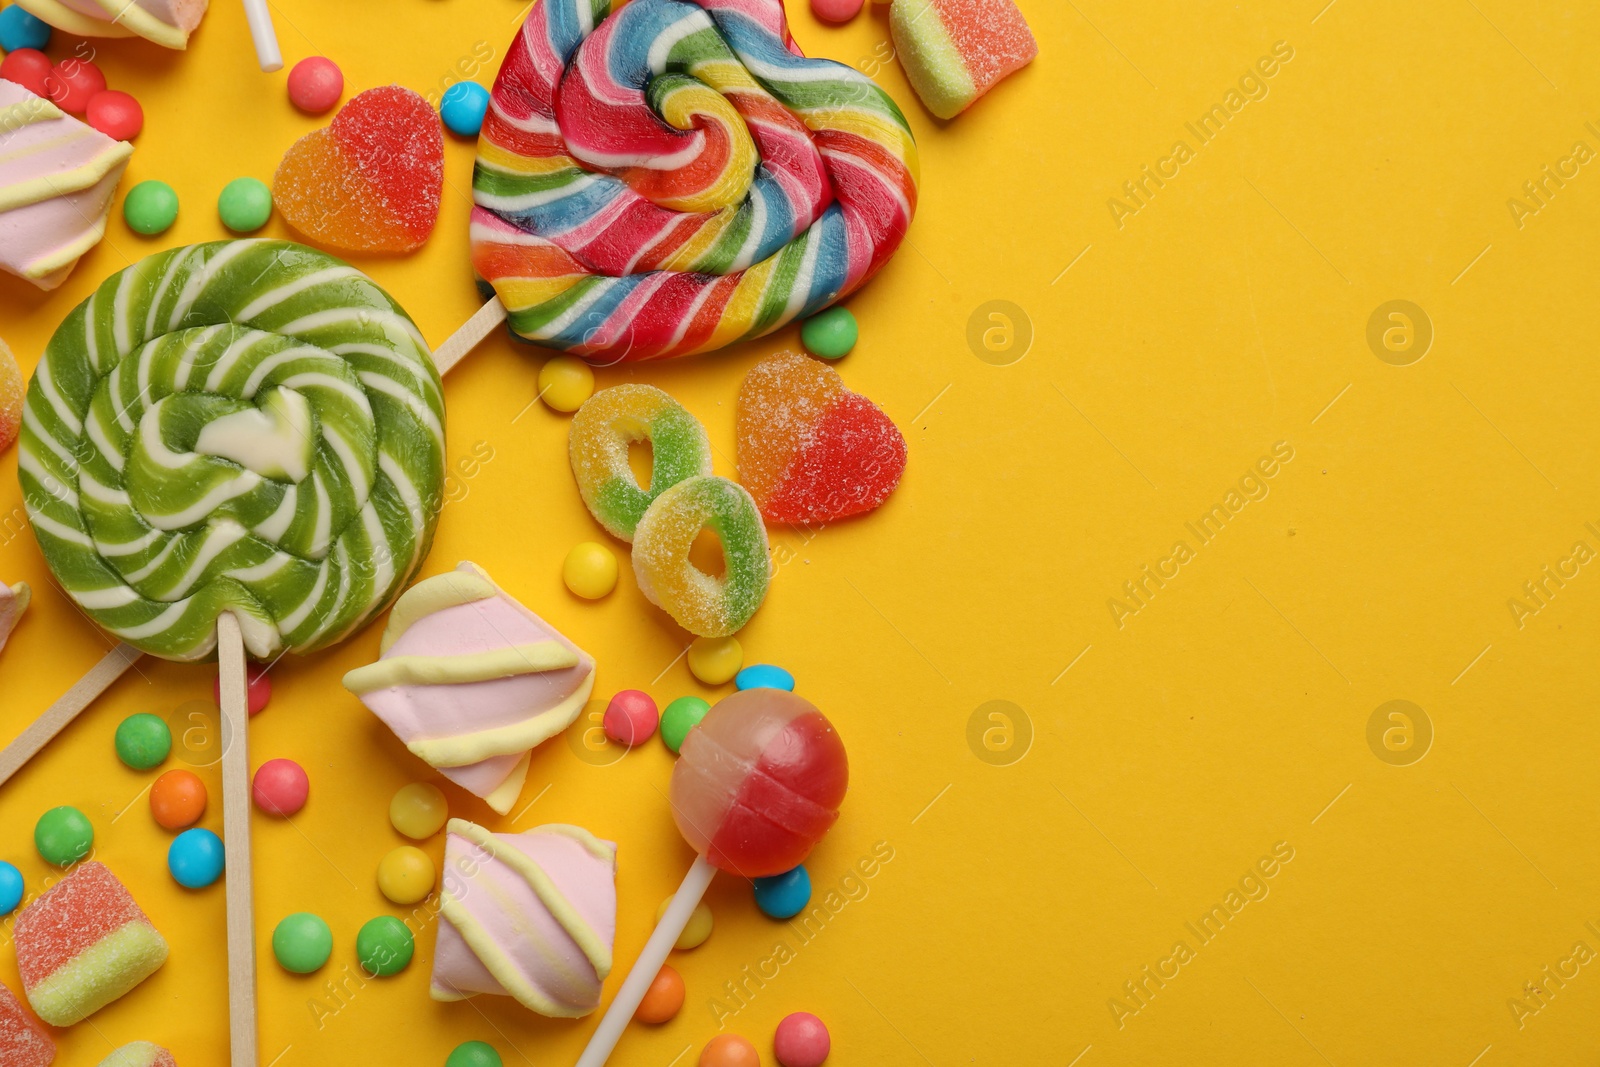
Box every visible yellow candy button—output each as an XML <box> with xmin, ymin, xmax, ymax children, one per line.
<box><xmin>564</xmin><ymin>541</ymin><xmax>619</xmax><ymax>599</ymax></box>
<box><xmin>378</xmin><ymin>845</ymin><xmax>436</xmax><ymax>905</ymax></box>
<box><xmin>389</xmin><ymin>782</ymin><xmax>448</xmax><ymax>840</ymax></box>
<box><xmin>687</xmin><ymin>636</ymin><xmax>743</xmax><ymax>685</ymax></box>
<box><xmin>658</xmin><ymin>896</ymin><xmax>714</xmax><ymax>950</ymax></box>
<box><xmin>539</xmin><ymin>356</ymin><xmax>595</xmax><ymax>413</ymax></box>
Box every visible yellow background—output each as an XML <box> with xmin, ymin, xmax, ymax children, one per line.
<box><xmin>1</xmin><ymin>0</ymin><xmax>1598</xmax><ymax>1063</ymax></box>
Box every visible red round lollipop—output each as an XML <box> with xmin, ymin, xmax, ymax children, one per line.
<box><xmin>578</xmin><ymin>691</ymin><xmax>848</xmax><ymax>1067</ymax></box>
<box><xmin>670</xmin><ymin>690</ymin><xmax>848</xmax><ymax>878</ymax></box>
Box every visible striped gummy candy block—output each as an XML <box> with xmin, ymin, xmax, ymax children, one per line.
<box><xmin>14</xmin><ymin>862</ymin><xmax>168</xmax><ymax>1026</ymax></box>
<box><xmin>18</xmin><ymin>240</ymin><xmax>447</xmax><ymax>662</ymax></box>
<box><xmin>0</xmin><ymin>980</ymin><xmax>54</xmax><ymax>1067</ymax></box>
<box><xmin>471</xmin><ymin>0</ymin><xmax>920</xmax><ymax>361</ymax></box>
<box><xmin>96</xmin><ymin>1043</ymin><xmax>178</xmax><ymax>1067</ymax></box>
<box><xmin>890</xmin><ymin>0</ymin><xmax>1038</xmax><ymax>119</ymax></box>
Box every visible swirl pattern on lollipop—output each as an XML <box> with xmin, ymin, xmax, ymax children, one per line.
<box><xmin>18</xmin><ymin>241</ymin><xmax>446</xmax><ymax>662</ymax></box>
<box><xmin>472</xmin><ymin>0</ymin><xmax>919</xmax><ymax>361</ymax></box>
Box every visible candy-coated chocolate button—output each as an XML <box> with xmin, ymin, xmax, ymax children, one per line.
<box><xmin>151</xmin><ymin>769</ymin><xmax>207</xmax><ymax>830</ymax></box>
<box><xmin>440</xmin><ymin>82</ymin><xmax>491</xmax><ymax>137</ymax></box>
<box><xmin>124</xmin><ymin>181</ymin><xmax>178</xmax><ymax>235</ymax></box>
<box><xmin>635</xmin><ymin>964</ymin><xmax>685</xmax><ymax>1024</ymax></box>
<box><xmin>773</xmin><ymin>1012</ymin><xmax>831</xmax><ymax>1067</ymax></box>
<box><xmin>390</xmin><ymin>782</ymin><xmax>448</xmax><ymax>839</ymax></box>
<box><xmin>169</xmin><ymin>827</ymin><xmax>225</xmax><ymax>888</ymax></box>
<box><xmin>735</xmin><ymin>664</ymin><xmax>795</xmax><ymax>692</ymax></box>
<box><xmin>660</xmin><ymin>696</ymin><xmax>710</xmax><ymax>753</ymax></box>
<box><xmin>115</xmin><ymin>713</ymin><xmax>172</xmax><ymax>769</ymax></box>
<box><xmin>0</xmin><ymin>862</ymin><xmax>22</xmax><ymax>916</ymax></box>
<box><xmin>219</xmin><ymin>177</ymin><xmax>273</xmax><ymax>233</ymax></box>
<box><xmin>688</xmin><ymin>636</ymin><xmax>742</xmax><ymax>685</ymax></box>
<box><xmin>800</xmin><ymin>307</ymin><xmax>858</xmax><ymax>359</ymax></box>
<box><xmin>357</xmin><ymin>916</ymin><xmax>415</xmax><ymax>977</ymax></box>
<box><xmin>564</xmin><ymin>541</ymin><xmax>618</xmax><ymax>599</ymax></box>
<box><xmin>0</xmin><ymin>6</ymin><xmax>51</xmax><ymax>51</ymax></box>
<box><xmin>34</xmin><ymin>806</ymin><xmax>92</xmax><ymax>866</ymax></box>
<box><xmin>446</xmin><ymin>1042</ymin><xmax>503</xmax><ymax>1067</ymax></box>
<box><xmin>753</xmin><ymin>865</ymin><xmax>811</xmax><ymax>919</ymax></box>
<box><xmin>287</xmin><ymin>56</ymin><xmax>343</xmax><ymax>114</ymax></box>
<box><xmin>657</xmin><ymin>897</ymin><xmax>713</xmax><ymax>950</ymax></box>
<box><xmin>603</xmin><ymin>690</ymin><xmax>659</xmax><ymax>747</ymax></box>
<box><xmin>253</xmin><ymin>758</ymin><xmax>310</xmax><ymax>816</ymax></box>
<box><xmin>378</xmin><ymin>845</ymin><xmax>436</xmax><ymax>905</ymax></box>
<box><xmin>273</xmin><ymin>912</ymin><xmax>333</xmax><ymax>973</ymax></box>
<box><xmin>539</xmin><ymin>356</ymin><xmax>595</xmax><ymax>412</ymax></box>
<box><xmin>700</xmin><ymin>1034</ymin><xmax>760</xmax><ymax>1067</ymax></box>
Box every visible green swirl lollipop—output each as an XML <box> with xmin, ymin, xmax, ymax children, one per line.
<box><xmin>17</xmin><ymin>240</ymin><xmax>446</xmax><ymax>662</ymax></box>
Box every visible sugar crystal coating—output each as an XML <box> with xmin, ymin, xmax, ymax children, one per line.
<box><xmin>275</xmin><ymin>86</ymin><xmax>443</xmax><ymax>253</ymax></box>
<box><xmin>890</xmin><ymin>0</ymin><xmax>1038</xmax><ymax>119</ymax></box>
<box><xmin>14</xmin><ymin>862</ymin><xmax>168</xmax><ymax>1025</ymax></box>
<box><xmin>632</xmin><ymin>476</ymin><xmax>771</xmax><ymax>637</ymax></box>
<box><xmin>568</xmin><ymin>385</ymin><xmax>712</xmax><ymax>541</ymax></box>
<box><xmin>0</xmin><ymin>981</ymin><xmax>54</xmax><ymax>1067</ymax></box>
<box><xmin>736</xmin><ymin>353</ymin><xmax>905</xmax><ymax>524</ymax></box>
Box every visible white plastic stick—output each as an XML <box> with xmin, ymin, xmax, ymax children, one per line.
<box><xmin>433</xmin><ymin>297</ymin><xmax>508</xmax><ymax>376</ymax></box>
<box><xmin>575</xmin><ymin>855</ymin><xmax>717</xmax><ymax>1067</ymax></box>
<box><xmin>240</xmin><ymin>0</ymin><xmax>283</xmax><ymax>72</ymax></box>
<box><xmin>217</xmin><ymin>613</ymin><xmax>259</xmax><ymax>1067</ymax></box>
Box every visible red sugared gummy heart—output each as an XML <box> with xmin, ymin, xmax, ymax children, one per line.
<box><xmin>274</xmin><ymin>86</ymin><xmax>443</xmax><ymax>254</ymax></box>
<box><xmin>736</xmin><ymin>353</ymin><xmax>906</xmax><ymax>524</ymax></box>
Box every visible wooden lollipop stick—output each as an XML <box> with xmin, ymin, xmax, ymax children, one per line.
<box><xmin>217</xmin><ymin>613</ymin><xmax>259</xmax><ymax>1067</ymax></box>
<box><xmin>239</xmin><ymin>0</ymin><xmax>283</xmax><ymax>72</ymax></box>
<box><xmin>433</xmin><ymin>298</ymin><xmax>508</xmax><ymax>376</ymax></box>
<box><xmin>575</xmin><ymin>855</ymin><xmax>718</xmax><ymax>1067</ymax></box>
<box><xmin>0</xmin><ymin>642</ymin><xmax>142</xmax><ymax>788</ymax></box>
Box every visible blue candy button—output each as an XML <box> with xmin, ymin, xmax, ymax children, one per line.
<box><xmin>169</xmin><ymin>828</ymin><xmax>225</xmax><ymax>889</ymax></box>
<box><xmin>753</xmin><ymin>864</ymin><xmax>811</xmax><ymax>919</ymax></box>
<box><xmin>735</xmin><ymin>664</ymin><xmax>795</xmax><ymax>692</ymax></box>
<box><xmin>440</xmin><ymin>82</ymin><xmax>491</xmax><ymax>137</ymax></box>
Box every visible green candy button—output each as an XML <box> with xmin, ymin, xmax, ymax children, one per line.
<box><xmin>446</xmin><ymin>1042</ymin><xmax>503</xmax><ymax>1067</ymax></box>
<box><xmin>218</xmin><ymin>177</ymin><xmax>273</xmax><ymax>233</ymax></box>
<box><xmin>357</xmin><ymin>915</ymin><xmax>414</xmax><ymax>977</ymax></box>
<box><xmin>800</xmin><ymin>306</ymin><xmax>858</xmax><ymax>360</ymax></box>
<box><xmin>660</xmin><ymin>696</ymin><xmax>711</xmax><ymax>754</ymax></box>
<box><xmin>114</xmin><ymin>713</ymin><xmax>172</xmax><ymax>770</ymax></box>
<box><xmin>35</xmin><ymin>806</ymin><xmax>93</xmax><ymax>867</ymax></box>
<box><xmin>123</xmin><ymin>180</ymin><xmax>179</xmax><ymax>235</ymax></box>
<box><xmin>273</xmin><ymin>913</ymin><xmax>333</xmax><ymax>974</ymax></box>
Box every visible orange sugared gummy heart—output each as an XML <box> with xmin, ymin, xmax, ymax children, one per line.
<box><xmin>274</xmin><ymin>86</ymin><xmax>443</xmax><ymax>254</ymax></box>
<box><xmin>736</xmin><ymin>353</ymin><xmax>906</xmax><ymax>524</ymax></box>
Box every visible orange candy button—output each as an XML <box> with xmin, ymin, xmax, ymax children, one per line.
<box><xmin>635</xmin><ymin>964</ymin><xmax>685</xmax><ymax>1024</ymax></box>
<box><xmin>151</xmin><ymin>769</ymin><xmax>208</xmax><ymax>830</ymax></box>
<box><xmin>699</xmin><ymin>1034</ymin><xmax>760</xmax><ymax>1067</ymax></box>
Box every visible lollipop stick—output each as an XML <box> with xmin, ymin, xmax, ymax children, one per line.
<box><xmin>217</xmin><ymin>612</ymin><xmax>259</xmax><ymax>1067</ymax></box>
<box><xmin>433</xmin><ymin>297</ymin><xmax>508</xmax><ymax>376</ymax></box>
<box><xmin>575</xmin><ymin>855</ymin><xmax>717</xmax><ymax>1067</ymax></box>
<box><xmin>239</xmin><ymin>0</ymin><xmax>283</xmax><ymax>73</ymax></box>
<box><xmin>0</xmin><ymin>642</ymin><xmax>141</xmax><ymax>787</ymax></box>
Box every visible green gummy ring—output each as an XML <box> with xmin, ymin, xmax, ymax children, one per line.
<box><xmin>18</xmin><ymin>241</ymin><xmax>447</xmax><ymax>662</ymax></box>
<box><xmin>568</xmin><ymin>385</ymin><xmax>712</xmax><ymax>542</ymax></box>
<box><xmin>632</xmin><ymin>475</ymin><xmax>771</xmax><ymax>638</ymax></box>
